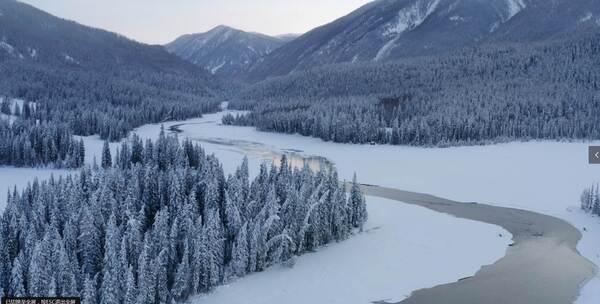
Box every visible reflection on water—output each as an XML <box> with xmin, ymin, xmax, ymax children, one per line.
<box><xmin>187</xmin><ymin>136</ymin><xmax>335</xmax><ymax>172</ymax></box>
<box><xmin>271</xmin><ymin>152</ymin><xmax>334</xmax><ymax>172</ymax></box>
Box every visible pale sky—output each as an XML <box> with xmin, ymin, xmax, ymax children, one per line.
<box><xmin>18</xmin><ymin>0</ymin><xmax>373</xmax><ymax>45</ymax></box>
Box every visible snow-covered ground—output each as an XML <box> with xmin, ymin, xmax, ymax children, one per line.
<box><xmin>77</xmin><ymin>135</ymin><xmax>122</xmax><ymax>165</ymax></box>
<box><xmin>191</xmin><ymin>196</ymin><xmax>509</xmax><ymax>304</ymax></box>
<box><xmin>73</xmin><ymin>113</ymin><xmax>513</xmax><ymax>304</ymax></box>
<box><xmin>0</xmin><ymin>109</ymin><xmax>598</xmax><ymax>302</ymax></box>
<box><xmin>147</xmin><ymin>110</ymin><xmax>600</xmax><ymax>303</ymax></box>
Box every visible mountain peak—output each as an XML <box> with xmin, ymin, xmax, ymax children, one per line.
<box><xmin>166</xmin><ymin>26</ymin><xmax>289</xmax><ymax>77</ymax></box>
<box><xmin>210</xmin><ymin>24</ymin><xmax>237</xmax><ymax>33</ymax></box>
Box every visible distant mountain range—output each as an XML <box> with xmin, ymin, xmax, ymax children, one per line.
<box><xmin>240</xmin><ymin>0</ymin><xmax>600</xmax><ymax>82</ymax></box>
<box><xmin>166</xmin><ymin>25</ymin><xmax>293</xmax><ymax>77</ymax></box>
<box><xmin>3</xmin><ymin>0</ymin><xmax>600</xmax><ymax>89</ymax></box>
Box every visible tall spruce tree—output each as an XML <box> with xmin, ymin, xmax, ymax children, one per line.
<box><xmin>101</xmin><ymin>141</ymin><xmax>112</xmax><ymax>169</ymax></box>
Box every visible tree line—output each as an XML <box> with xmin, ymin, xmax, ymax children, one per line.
<box><xmin>581</xmin><ymin>184</ymin><xmax>600</xmax><ymax>216</ymax></box>
<box><xmin>0</xmin><ymin>99</ymin><xmax>84</xmax><ymax>168</ymax></box>
<box><xmin>226</xmin><ymin>33</ymin><xmax>600</xmax><ymax>146</ymax></box>
<box><xmin>0</xmin><ymin>131</ymin><xmax>367</xmax><ymax>303</ymax></box>
<box><xmin>0</xmin><ymin>58</ymin><xmax>224</xmax><ymax>168</ymax></box>
<box><xmin>0</xmin><ymin>61</ymin><xmax>224</xmax><ymax>142</ymax></box>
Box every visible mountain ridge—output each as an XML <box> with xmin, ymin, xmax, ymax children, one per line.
<box><xmin>242</xmin><ymin>0</ymin><xmax>600</xmax><ymax>82</ymax></box>
<box><xmin>166</xmin><ymin>25</ymin><xmax>288</xmax><ymax>77</ymax></box>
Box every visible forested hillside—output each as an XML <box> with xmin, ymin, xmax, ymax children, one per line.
<box><xmin>0</xmin><ymin>0</ymin><xmax>230</xmax><ymax>143</ymax></box>
<box><xmin>0</xmin><ymin>132</ymin><xmax>367</xmax><ymax>302</ymax></box>
<box><xmin>227</xmin><ymin>34</ymin><xmax>600</xmax><ymax>146</ymax></box>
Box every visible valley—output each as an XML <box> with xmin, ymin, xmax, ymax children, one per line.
<box><xmin>2</xmin><ymin>0</ymin><xmax>600</xmax><ymax>303</ymax></box>
<box><xmin>3</xmin><ymin>108</ymin><xmax>599</xmax><ymax>303</ymax></box>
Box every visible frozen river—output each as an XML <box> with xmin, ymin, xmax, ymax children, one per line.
<box><xmin>1</xmin><ymin>108</ymin><xmax>599</xmax><ymax>303</ymax></box>
<box><xmin>171</xmin><ymin>115</ymin><xmax>597</xmax><ymax>304</ymax></box>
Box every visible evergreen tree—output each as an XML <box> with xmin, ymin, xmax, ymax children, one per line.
<box><xmin>136</xmin><ymin>239</ymin><xmax>156</xmax><ymax>304</ymax></box>
<box><xmin>28</xmin><ymin>236</ymin><xmax>51</xmax><ymax>296</ymax></box>
<box><xmin>228</xmin><ymin>222</ymin><xmax>249</xmax><ymax>279</ymax></box>
<box><xmin>124</xmin><ymin>266</ymin><xmax>137</xmax><ymax>304</ymax></box>
<box><xmin>172</xmin><ymin>242</ymin><xmax>191</xmax><ymax>301</ymax></box>
<box><xmin>349</xmin><ymin>174</ymin><xmax>367</xmax><ymax>231</ymax></box>
<box><xmin>79</xmin><ymin>207</ymin><xmax>102</xmax><ymax>276</ymax></box>
<box><xmin>82</xmin><ymin>275</ymin><xmax>98</xmax><ymax>304</ymax></box>
<box><xmin>9</xmin><ymin>253</ymin><xmax>26</xmax><ymax>297</ymax></box>
<box><xmin>100</xmin><ymin>215</ymin><xmax>122</xmax><ymax>304</ymax></box>
<box><xmin>102</xmin><ymin>141</ymin><xmax>112</xmax><ymax>169</ymax></box>
<box><xmin>0</xmin><ymin>233</ymin><xmax>9</xmax><ymax>297</ymax></box>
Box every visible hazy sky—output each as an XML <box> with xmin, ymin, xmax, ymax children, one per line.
<box><xmin>19</xmin><ymin>0</ymin><xmax>373</xmax><ymax>45</ymax></box>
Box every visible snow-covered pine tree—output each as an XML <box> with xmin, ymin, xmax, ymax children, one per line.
<box><xmin>9</xmin><ymin>253</ymin><xmax>26</xmax><ymax>297</ymax></box>
<box><xmin>156</xmin><ymin>248</ymin><xmax>171</xmax><ymax>303</ymax></box>
<box><xmin>228</xmin><ymin>222</ymin><xmax>249</xmax><ymax>279</ymax></box>
<box><xmin>79</xmin><ymin>207</ymin><xmax>102</xmax><ymax>276</ymax></box>
<box><xmin>172</xmin><ymin>242</ymin><xmax>191</xmax><ymax>300</ymax></box>
<box><xmin>82</xmin><ymin>275</ymin><xmax>98</xmax><ymax>304</ymax></box>
<box><xmin>136</xmin><ymin>237</ymin><xmax>156</xmax><ymax>304</ymax></box>
<box><xmin>124</xmin><ymin>266</ymin><xmax>137</xmax><ymax>304</ymax></box>
<box><xmin>100</xmin><ymin>215</ymin><xmax>122</xmax><ymax>304</ymax></box>
<box><xmin>0</xmin><ymin>233</ymin><xmax>9</xmax><ymax>298</ymax></box>
<box><xmin>101</xmin><ymin>141</ymin><xmax>112</xmax><ymax>169</ymax></box>
<box><xmin>56</xmin><ymin>242</ymin><xmax>78</xmax><ymax>297</ymax></box>
<box><xmin>349</xmin><ymin>174</ymin><xmax>367</xmax><ymax>231</ymax></box>
<box><xmin>28</xmin><ymin>234</ymin><xmax>52</xmax><ymax>296</ymax></box>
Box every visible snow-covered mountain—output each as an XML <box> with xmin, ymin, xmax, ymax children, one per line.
<box><xmin>244</xmin><ymin>0</ymin><xmax>600</xmax><ymax>82</ymax></box>
<box><xmin>166</xmin><ymin>25</ymin><xmax>288</xmax><ymax>77</ymax></box>
<box><xmin>0</xmin><ymin>0</ymin><xmax>229</xmax><ymax>118</ymax></box>
<box><xmin>0</xmin><ymin>0</ymin><xmax>217</xmax><ymax>75</ymax></box>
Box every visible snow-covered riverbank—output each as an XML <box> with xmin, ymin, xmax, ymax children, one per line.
<box><xmin>160</xmin><ymin>110</ymin><xmax>600</xmax><ymax>303</ymax></box>
<box><xmin>1</xmin><ymin>109</ymin><xmax>598</xmax><ymax>303</ymax></box>
<box><xmin>190</xmin><ymin>195</ymin><xmax>509</xmax><ymax>304</ymax></box>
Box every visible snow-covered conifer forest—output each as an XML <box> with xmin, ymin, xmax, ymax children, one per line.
<box><xmin>225</xmin><ymin>34</ymin><xmax>600</xmax><ymax>146</ymax></box>
<box><xmin>0</xmin><ymin>131</ymin><xmax>367</xmax><ymax>303</ymax></box>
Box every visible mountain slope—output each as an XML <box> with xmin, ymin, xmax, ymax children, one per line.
<box><xmin>229</xmin><ymin>33</ymin><xmax>600</xmax><ymax>146</ymax></box>
<box><xmin>166</xmin><ymin>25</ymin><xmax>287</xmax><ymax>77</ymax></box>
<box><xmin>0</xmin><ymin>0</ymin><xmax>226</xmax><ymax>95</ymax></box>
<box><xmin>244</xmin><ymin>0</ymin><xmax>600</xmax><ymax>82</ymax></box>
<box><xmin>0</xmin><ymin>0</ymin><xmax>230</xmax><ymax>141</ymax></box>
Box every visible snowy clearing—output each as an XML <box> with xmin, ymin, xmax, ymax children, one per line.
<box><xmin>191</xmin><ymin>195</ymin><xmax>509</xmax><ymax>304</ymax></box>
